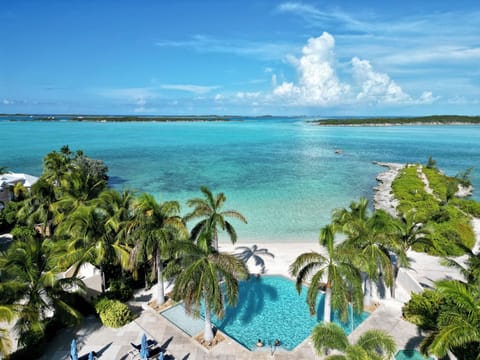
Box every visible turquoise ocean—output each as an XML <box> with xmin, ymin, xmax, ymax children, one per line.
<box><xmin>1</xmin><ymin>117</ymin><xmax>479</xmax><ymax>243</ymax></box>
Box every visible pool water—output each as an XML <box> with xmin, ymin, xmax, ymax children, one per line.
<box><xmin>396</xmin><ymin>350</ymin><xmax>434</xmax><ymax>360</ymax></box>
<box><xmin>163</xmin><ymin>275</ymin><xmax>369</xmax><ymax>351</ymax></box>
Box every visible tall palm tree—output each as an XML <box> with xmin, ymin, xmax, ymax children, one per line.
<box><xmin>290</xmin><ymin>224</ymin><xmax>363</xmax><ymax>322</ymax></box>
<box><xmin>420</xmin><ymin>279</ymin><xmax>480</xmax><ymax>358</ymax></box>
<box><xmin>234</xmin><ymin>244</ymin><xmax>274</xmax><ymax>274</ymax></box>
<box><xmin>0</xmin><ymin>235</ymin><xmax>84</xmax><ymax>348</ymax></box>
<box><xmin>185</xmin><ymin>186</ymin><xmax>247</xmax><ymax>250</ymax></box>
<box><xmin>172</xmin><ymin>231</ymin><xmax>249</xmax><ymax>342</ymax></box>
<box><xmin>42</xmin><ymin>146</ymin><xmax>73</xmax><ymax>192</ymax></box>
<box><xmin>312</xmin><ymin>322</ymin><xmax>396</xmax><ymax>359</ymax></box>
<box><xmin>129</xmin><ymin>193</ymin><xmax>187</xmax><ymax>305</ymax></box>
<box><xmin>334</xmin><ymin>199</ymin><xmax>395</xmax><ymax>306</ymax></box>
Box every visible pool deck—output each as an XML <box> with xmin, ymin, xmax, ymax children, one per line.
<box><xmin>37</xmin><ymin>241</ymin><xmax>462</xmax><ymax>359</ymax></box>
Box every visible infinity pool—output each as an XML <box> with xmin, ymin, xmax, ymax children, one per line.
<box><xmin>162</xmin><ymin>275</ymin><xmax>369</xmax><ymax>351</ymax></box>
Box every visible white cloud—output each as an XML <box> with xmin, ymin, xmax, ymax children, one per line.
<box><xmin>267</xmin><ymin>32</ymin><xmax>435</xmax><ymax>107</ymax></box>
<box><xmin>134</xmin><ymin>106</ymin><xmax>157</xmax><ymax>113</ymax></box>
<box><xmin>273</xmin><ymin>32</ymin><xmax>349</xmax><ymax>106</ymax></box>
<box><xmin>156</xmin><ymin>34</ymin><xmax>295</xmax><ymax>61</ymax></box>
<box><xmin>236</xmin><ymin>91</ymin><xmax>261</xmax><ymax>100</ymax></box>
<box><xmin>351</xmin><ymin>57</ymin><xmax>410</xmax><ymax>104</ymax></box>
<box><xmin>276</xmin><ymin>2</ymin><xmax>362</xmax><ymax>30</ymax></box>
<box><xmin>160</xmin><ymin>84</ymin><xmax>219</xmax><ymax>94</ymax></box>
<box><xmin>2</xmin><ymin>99</ymin><xmax>13</xmax><ymax>105</ymax></box>
<box><xmin>418</xmin><ymin>91</ymin><xmax>439</xmax><ymax>104</ymax></box>
<box><xmin>382</xmin><ymin>46</ymin><xmax>480</xmax><ymax>65</ymax></box>
<box><xmin>271</xmin><ymin>74</ymin><xmax>277</xmax><ymax>88</ymax></box>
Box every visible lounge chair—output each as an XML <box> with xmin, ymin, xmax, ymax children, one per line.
<box><xmin>128</xmin><ymin>339</ymin><xmax>157</xmax><ymax>359</ymax></box>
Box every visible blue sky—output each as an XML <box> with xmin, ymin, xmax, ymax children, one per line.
<box><xmin>1</xmin><ymin>0</ymin><xmax>479</xmax><ymax>116</ymax></box>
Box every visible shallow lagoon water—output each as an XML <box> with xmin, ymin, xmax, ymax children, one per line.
<box><xmin>1</xmin><ymin>118</ymin><xmax>479</xmax><ymax>242</ymax></box>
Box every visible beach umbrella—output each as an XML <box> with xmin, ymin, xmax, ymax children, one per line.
<box><xmin>70</xmin><ymin>339</ymin><xmax>78</xmax><ymax>360</ymax></box>
<box><xmin>88</xmin><ymin>352</ymin><xmax>94</xmax><ymax>360</ymax></box>
<box><xmin>158</xmin><ymin>352</ymin><xmax>164</xmax><ymax>360</ymax></box>
<box><xmin>140</xmin><ymin>333</ymin><xmax>149</xmax><ymax>359</ymax></box>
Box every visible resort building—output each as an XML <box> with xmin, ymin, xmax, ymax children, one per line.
<box><xmin>0</xmin><ymin>172</ymin><xmax>38</xmax><ymax>210</ymax></box>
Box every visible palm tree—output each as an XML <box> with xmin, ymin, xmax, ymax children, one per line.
<box><xmin>18</xmin><ymin>178</ymin><xmax>57</xmax><ymax>237</ymax></box>
<box><xmin>54</xmin><ymin>204</ymin><xmax>130</xmax><ymax>293</ymax></box>
<box><xmin>42</xmin><ymin>146</ymin><xmax>73</xmax><ymax>192</ymax></box>
<box><xmin>0</xmin><ymin>305</ymin><xmax>14</xmax><ymax>357</ymax></box>
<box><xmin>234</xmin><ymin>244</ymin><xmax>274</xmax><ymax>274</ymax></box>
<box><xmin>184</xmin><ymin>186</ymin><xmax>247</xmax><ymax>250</ymax></box>
<box><xmin>290</xmin><ymin>224</ymin><xmax>363</xmax><ymax>322</ymax></box>
<box><xmin>334</xmin><ymin>199</ymin><xmax>396</xmax><ymax>306</ymax></box>
<box><xmin>0</xmin><ymin>235</ymin><xmax>84</xmax><ymax>348</ymax></box>
<box><xmin>420</xmin><ymin>279</ymin><xmax>480</xmax><ymax>358</ymax></box>
<box><xmin>391</xmin><ymin>211</ymin><xmax>433</xmax><ymax>297</ymax></box>
<box><xmin>441</xmin><ymin>245</ymin><xmax>480</xmax><ymax>285</ymax></box>
<box><xmin>172</xmin><ymin>231</ymin><xmax>249</xmax><ymax>342</ymax></box>
<box><xmin>129</xmin><ymin>193</ymin><xmax>187</xmax><ymax>305</ymax></box>
<box><xmin>312</xmin><ymin>322</ymin><xmax>396</xmax><ymax>359</ymax></box>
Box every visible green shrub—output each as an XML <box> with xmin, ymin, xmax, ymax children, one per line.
<box><xmin>106</xmin><ymin>277</ymin><xmax>134</xmax><ymax>302</ymax></box>
<box><xmin>94</xmin><ymin>298</ymin><xmax>133</xmax><ymax>328</ymax></box>
<box><xmin>403</xmin><ymin>289</ymin><xmax>444</xmax><ymax>331</ymax></box>
<box><xmin>392</xmin><ymin>165</ymin><xmax>474</xmax><ymax>256</ymax></box>
<box><xmin>451</xmin><ymin>198</ymin><xmax>480</xmax><ymax>217</ymax></box>
<box><xmin>423</xmin><ymin>167</ymin><xmax>449</xmax><ymax>199</ymax></box>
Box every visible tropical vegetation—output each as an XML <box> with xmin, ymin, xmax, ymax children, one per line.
<box><xmin>184</xmin><ymin>186</ymin><xmax>247</xmax><ymax>250</ymax></box>
<box><xmin>392</xmin><ymin>163</ymin><xmax>475</xmax><ymax>255</ymax></box>
<box><xmin>311</xmin><ymin>322</ymin><xmax>396</xmax><ymax>359</ymax></box>
<box><xmin>313</xmin><ymin>115</ymin><xmax>480</xmax><ymax>126</ymax></box>
<box><xmin>403</xmin><ymin>249</ymin><xmax>480</xmax><ymax>359</ymax></box>
<box><xmin>0</xmin><ymin>146</ymin><xmax>251</xmax><ymax>356</ymax></box>
<box><xmin>171</xmin><ymin>232</ymin><xmax>249</xmax><ymax>342</ymax></box>
<box><xmin>290</xmin><ymin>224</ymin><xmax>363</xmax><ymax>322</ymax></box>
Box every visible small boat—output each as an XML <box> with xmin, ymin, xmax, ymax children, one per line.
<box><xmin>335</xmin><ymin>149</ymin><xmax>343</xmax><ymax>154</ymax></box>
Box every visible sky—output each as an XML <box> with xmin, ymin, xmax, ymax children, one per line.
<box><xmin>1</xmin><ymin>0</ymin><xmax>479</xmax><ymax>116</ymax></box>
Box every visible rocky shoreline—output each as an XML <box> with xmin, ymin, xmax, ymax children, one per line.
<box><xmin>372</xmin><ymin>161</ymin><xmax>405</xmax><ymax>217</ymax></box>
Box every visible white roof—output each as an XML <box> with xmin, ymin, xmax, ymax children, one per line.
<box><xmin>0</xmin><ymin>172</ymin><xmax>38</xmax><ymax>188</ymax></box>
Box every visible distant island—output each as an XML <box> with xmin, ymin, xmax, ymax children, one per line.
<box><xmin>312</xmin><ymin>115</ymin><xmax>480</xmax><ymax>126</ymax></box>
<box><xmin>0</xmin><ymin>114</ymin><xmax>238</xmax><ymax>122</ymax></box>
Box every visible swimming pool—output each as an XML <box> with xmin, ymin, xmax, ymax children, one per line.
<box><xmin>396</xmin><ymin>350</ymin><xmax>434</xmax><ymax>360</ymax></box>
<box><xmin>161</xmin><ymin>275</ymin><xmax>369</xmax><ymax>351</ymax></box>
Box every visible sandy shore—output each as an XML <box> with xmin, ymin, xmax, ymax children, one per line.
<box><xmin>219</xmin><ymin>241</ymin><xmax>322</xmax><ymax>277</ymax></box>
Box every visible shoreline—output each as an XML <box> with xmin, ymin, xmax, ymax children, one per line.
<box><xmin>372</xmin><ymin>161</ymin><xmax>405</xmax><ymax>216</ymax></box>
<box><xmin>315</xmin><ymin>122</ymin><xmax>480</xmax><ymax>127</ymax></box>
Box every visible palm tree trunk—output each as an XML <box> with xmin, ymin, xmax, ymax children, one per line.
<box><xmin>144</xmin><ymin>263</ymin><xmax>149</xmax><ymax>290</ymax></box>
<box><xmin>156</xmin><ymin>252</ymin><xmax>165</xmax><ymax>305</ymax></box>
<box><xmin>203</xmin><ymin>298</ymin><xmax>214</xmax><ymax>342</ymax></box>
<box><xmin>324</xmin><ymin>282</ymin><xmax>332</xmax><ymax>323</ymax></box>
<box><xmin>364</xmin><ymin>277</ymin><xmax>372</xmax><ymax>307</ymax></box>
<box><xmin>391</xmin><ymin>262</ymin><xmax>400</xmax><ymax>299</ymax></box>
<box><xmin>213</xmin><ymin>232</ymin><xmax>218</xmax><ymax>251</ymax></box>
<box><xmin>100</xmin><ymin>265</ymin><xmax>106</xmax><ymax>293</ymax></box>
